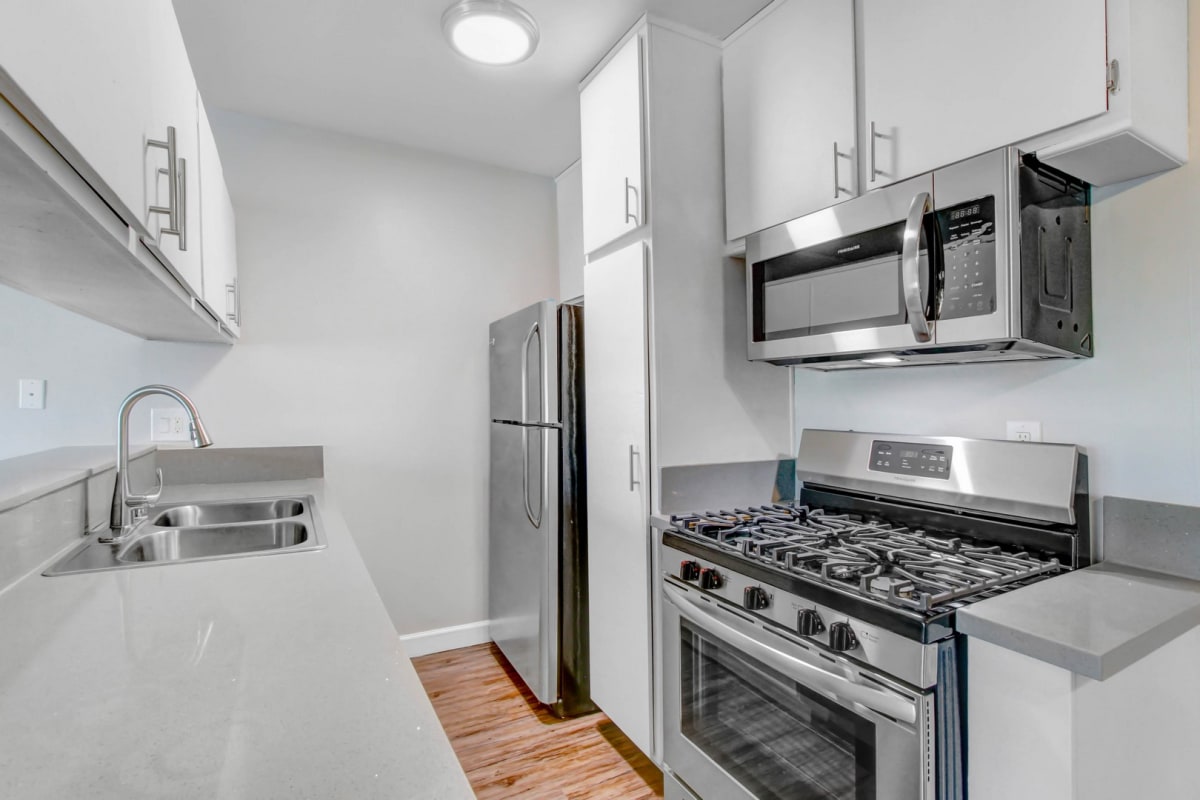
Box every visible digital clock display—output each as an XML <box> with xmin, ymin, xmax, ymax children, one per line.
<box><xmin>950</xmin><ymin>204</ymin><xmax>981</xmax><ymax>221</ymax></box>
<box><xmin>900</xmin><ymin>450</ymin><xmax>918</xmax><ymax>459</ymax></box>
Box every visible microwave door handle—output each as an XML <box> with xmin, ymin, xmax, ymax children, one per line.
<box><xmin>901</xmin><ymin>192</ymin><xmax>934</xmax><ymax>343</ymax></box>
<box><xmin>664</xmin><ymin>585</ymin><xmax>917</xmax><ymax>724</ymax></box>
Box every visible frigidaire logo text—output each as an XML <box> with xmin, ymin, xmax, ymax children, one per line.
<box><xmin>836</xmin><ymin>244</ymin><xmax>861</xmax><ymax>254</ymax></box>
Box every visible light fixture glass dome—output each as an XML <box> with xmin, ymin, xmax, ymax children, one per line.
<box><xmin>442</xmin><ymin>0</ymin><xmax>540</xmax><ymax>66</ymax></box>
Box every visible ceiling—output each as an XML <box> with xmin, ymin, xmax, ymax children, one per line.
<box><xmin>171</xmin><ymin>0</ymin><xmax>770</xmax><ymax>177</ymax></box>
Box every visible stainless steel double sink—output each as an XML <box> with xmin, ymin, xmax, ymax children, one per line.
<box><xmin>44</xmin><ymin>496</ymin><xmax>325</xmax><ymax>576</ymax></box>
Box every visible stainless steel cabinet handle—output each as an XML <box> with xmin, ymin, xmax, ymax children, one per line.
<box><xmin>869</xmin><ymin>121</ymin><xmax>887</xmax><ymax>183</ymax></box>
<box><xmin>176</xmin><ymin>157</ymin><xmax>187</xmax><ymax>251</ymax></box>
<box><xmin>147</xmin><ymin>126</ymin><xmax>186</xmax><ymax>250</ymax></box>
<box><xmin>629</xmin><ymin>445</ymin><xmax>640</xmax><ymax>491</ymax></box>
<box><xmin>833</xmin><ymin>142</ymin><xmax>852</xmax><ymax>198</ymax></box>
<box><xmin>665</xmin><ymin>585</ymin><xmax>917</xmax><ymax>725</ymax></box>
<box><xmin>624</xmin><ymin>178</ymin><xmax>640</xmax><ymax>226</ymax></box>
<box><xmin>901</xmin><ymin>192</ymin><xmax>934</xmax><ymax>343</ymax></box>
<box><xmin>225</xmin><ymin>279</ymin><xmax>239</xmax><ymax>325</ymax></box>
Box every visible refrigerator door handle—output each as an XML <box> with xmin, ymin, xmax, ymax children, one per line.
<box><xmin>523</xmin><ymin>426</ymin><xmax>547</xmax><ymax>529</ymax></box>
<box><xmin>520</xmin><ymin>321</ymin><xmax>540</xmax><ymax>424</ymax></box>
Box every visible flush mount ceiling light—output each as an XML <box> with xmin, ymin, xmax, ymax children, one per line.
<box><xmin>442</xmin><ymin>0</ymin><xmax>540</xmax><ymax>66</ymax></box>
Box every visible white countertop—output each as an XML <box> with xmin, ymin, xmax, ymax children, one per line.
<box><xmin>0</xmin><ymin>478</ymin><xmax>474</xmax><ymax>799</ymax></box>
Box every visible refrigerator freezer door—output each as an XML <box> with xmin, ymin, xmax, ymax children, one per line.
<box><xmin>490</xmin><ymin>300</ymin><xmax>560</xmax><ymax>425</ymax></box>
<box><xmin>489</xmin><ymin>421</ymin><xmax>561</xmax><ymax>705</ymax></box>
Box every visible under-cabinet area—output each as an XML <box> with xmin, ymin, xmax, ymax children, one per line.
<box><xmin>2</xmin><ymin>1</ymin><xmax>1200</xmax><ymax>799</ymax></box>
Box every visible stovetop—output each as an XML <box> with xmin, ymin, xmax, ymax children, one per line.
<box><xmin>668</xmin><ymin>502</ymin><xmax>1063</xmax><ymax>615</ymax></box>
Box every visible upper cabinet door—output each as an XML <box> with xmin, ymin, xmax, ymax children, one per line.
<box><xmin>198</xmin><ymin>97</ymin><xmax>240</xmax><ymax>337</ymax></box>
<box><xmin>723</xmin><ymin>0</ymin><xmax>856</xmax><ymax>241</ymax></box>
<box><xmin>145</xmin><ymin>0</ymin><xmax>203</xmax><ymax>296</ymax></box>
<box><xmin>581</xmin><ymin>34</ymin><xmax>645</xmax><ymax>255</ymax></box>
<box><xmin>0</xmin><ymin>0</ymin><xmax>155</xmax><ymax>237</ymax></box>
<box><xmin>860</xmin><ymin>0</ymin><xmax>1109</xmax><ymax>190</ymax></box>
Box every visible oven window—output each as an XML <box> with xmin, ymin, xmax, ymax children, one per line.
<box><xmin>680</xmin><ymin>619</ymin><xmax>876</xmax><ymax>800</ymax></box>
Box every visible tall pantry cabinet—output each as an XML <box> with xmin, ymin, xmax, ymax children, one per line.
<box><xmin>580</xmin><ymin>18</ymin><xmax>792</xmax><ymax>763</ymax></box>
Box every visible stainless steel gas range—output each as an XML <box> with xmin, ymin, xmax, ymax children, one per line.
<box><xmin>659</xmin><ymin>429</ymin><xmax>1090</xmax><ymax>800</ymax></box>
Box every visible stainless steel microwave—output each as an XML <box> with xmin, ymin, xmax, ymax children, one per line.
<box><xmin>746</xmin><ymin>148</ymin><xmax>1093</xmax><ymax>369</ymax></box>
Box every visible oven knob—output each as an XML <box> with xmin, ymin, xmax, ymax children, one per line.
<box><xmin>743</xmin><ymin>586</ymin><xmax>770</xmax><ymax>610</ymax></box>
<box><xmin>679</xmin><ymin>560</ymin><xmax>701</xmax><ymax>581</ymax></box>
<box><xmin>698</xmin><ymin>567</ymin><xmax>723</xmax><ymax>591</ymax></box>
<box><xmin>797</xmin><ymin>608</ymin><xmax>826</xmax><ymax>637</ymax></box>
<box><xmin>829</xmin><ymin>621</ymin><xmax>860</xmax><ymax>652</ymax></box>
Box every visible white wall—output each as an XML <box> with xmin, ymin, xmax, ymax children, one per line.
<box><xmin>0</xmin><ymin>111</ymin><xmax>559</xmax><ymax>635</ymax></box>
<box><xmin>793</xmin><ymin>5</ymin><xmax>1200</xmax><ymax>509</ymax></box>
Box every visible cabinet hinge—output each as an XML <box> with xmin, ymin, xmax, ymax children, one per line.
<box><xmin>1106</xmin><ymin>59</ymin><xmax>1120</xmax><ymax>95</ymax></box>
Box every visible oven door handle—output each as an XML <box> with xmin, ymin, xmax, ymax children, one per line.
<box><xmin>665</xmin><ymin>585</ymin><xmax>917</xmax><ymax>725</ymax></box>
<box><xmin>901</xmin><ymin>191</ymin><xmax>934</xmax><ymax>344</ymax></box>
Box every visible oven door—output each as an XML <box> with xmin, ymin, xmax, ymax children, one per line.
<box><xmin>747</xmin><ymin>174</ymin><xmax>939</xmax><ymax>364</ymax></box>
<box><xmin>662</xmin><ymin>582</ymin><xmax>934</xmax><ymax>800</ymax></box>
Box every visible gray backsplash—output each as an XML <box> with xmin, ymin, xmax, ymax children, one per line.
<box><xmin>659</xmin><ymin>459</ymin><xmax>796</xmax><ymax>516</ymax></box>
<box><xmin>157</xmin><ymin>446</ymin><xmax>324</xmax><ymax>485</ymax></box>
<box><xmin>0</xmin><ymin>450</ymin><xmax>156</xmax><ymax>593</ymax></box>
<box><xmin>1103</xmin><ymin>496</ymin><xmax>1200</xmax><ymax>582</ymax></box>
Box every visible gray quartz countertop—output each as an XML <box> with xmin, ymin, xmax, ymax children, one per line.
<box><xmin>957</xmin><ymin>562</ymin><xmax>1200</xmax><ymax>680</ymax></box>
<box><xmin>0</xmin><ymin>478</ymin><xmax>473</xmax><ymax>799</ymax></box>
<box><xmin>0</xmin><ymin>444</ymin><xmax>155</xmax><ymax>512</ymax></box>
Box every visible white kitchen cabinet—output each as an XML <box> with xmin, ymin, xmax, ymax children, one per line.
<box><xmin>198</xmin><ymin>96</ymin><xmax>240</xmax><ymax>337</ymax></box>
<box><xmin>580</xmin><ymin>34</ymin><xmax>644</xmax><ymax>255</ymax></box>
<box><xmin>722</xmin><ymin>0</ymin><xmax>857</xmax><ymax>241</ymax></box>
<box><xmin>1023</xmin><ymin>0</ymin><xmax>1189</xmax><ymax>185</ymax></box>
<box><xmin>584</xmin><ymin>241</ymin><xmax>652</xmax><ymax>759</ymax></box>
<box><xmin>0</xmin><ymin>0</ymin><xmax>237</xmax><ymax>342</ymax></box>
<box><xmin>0</xmin><ymin>0</ymin><xmax>155</xmax><ymax>239</ymax></box>
<box><xmin>968</xmin><ymin>633</ymin><xmax>1200</xmax><ymax>799</ymax></box>
<box><xmin>859</xmin><ymin>0</ymin><xmax>1109</xmax><ymax>190</ymax></box>
<box><xmin>555</xmin><ymin>160</ymin><xmax>584</xmax><ymax>302</ymax></box>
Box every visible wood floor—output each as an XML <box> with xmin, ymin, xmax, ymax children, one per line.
<box><xmin>412</xmin><ymin>643</ymin><xmax>664</xmax><ymax>799</ymax></box>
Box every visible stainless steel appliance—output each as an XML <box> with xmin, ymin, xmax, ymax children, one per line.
<box><xmin>489</xmin><ymin>299</ymin><xmax>593</xmax><ymax>717</ymax></box>
<box><xmin>659</xmin><ymin>429</ymin><xmax>1091</xmax><ymax>800</ymax></box>
<box><xmin>747</xmin><ymin>148</ymin><xmax>1093</xmax><ymax>369</ymax></box>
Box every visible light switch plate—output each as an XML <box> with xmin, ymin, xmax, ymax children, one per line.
<box><xmin>151</xmin><ymin>408</ymin><xmax>192</xmax><ymax>442</ymax></box>
<box><xmin>18</xmin><ymin>379</ymin><xmax>45</xmax><ymax>409</ymax></box>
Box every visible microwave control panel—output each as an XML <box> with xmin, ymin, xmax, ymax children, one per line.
<box><xmin>937</xmin><ymin>196</ymin><xmax>996</xmax><ymax>320</ymax></box>
<box><xmin>869</xmin><ymin>441</ymin><xmax>953</xmax><ymax>480</ymax></box>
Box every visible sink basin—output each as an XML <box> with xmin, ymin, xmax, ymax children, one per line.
<box><xmin>151</xmin><ymin>498</ymin><xmax>305</xmax><ymax>528</ymax></box>
<box><xmin>44</xmin><ymin>495</ymin><xmax>324</xmax><ymax>576</ymax></box>
<box><xmin>118</xmin><ymin>521</ymin><xmax>310</xmax><ymax>563</ymax></box>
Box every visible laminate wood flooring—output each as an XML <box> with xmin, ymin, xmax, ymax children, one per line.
<box><xmin>412</xmin><ymin>643</ymin><xmax>663</xmax><ymax>799</ymax></box>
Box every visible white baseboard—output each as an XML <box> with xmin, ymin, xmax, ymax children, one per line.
<box><xmin>399</xmin><ymin>620</ymin><xmax>491</xmax><ymax>658</ymax></box>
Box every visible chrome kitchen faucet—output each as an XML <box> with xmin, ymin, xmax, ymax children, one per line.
<box><xmin>103</xmin><ymin>385</ymin><xmax>212</xmax><ymax>543</ymax></box>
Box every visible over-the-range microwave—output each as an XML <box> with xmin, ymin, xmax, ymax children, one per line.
<box><xmin>746</xmin><ymin>147</ymin><xmax>1093</xmax><ymax>369</ymax></box>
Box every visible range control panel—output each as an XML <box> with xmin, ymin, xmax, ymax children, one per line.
<box><xmin>937</xmin><ymin>196</ymin><xmax>997</xmax><ymax>320</ymax></box>
<box><xmin>869</xmin><ymin>440</ymin><xmax>953</xmax><ymax>480</ymax></box>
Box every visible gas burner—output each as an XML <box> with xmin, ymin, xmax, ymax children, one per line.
<box><xmin>670</xmin><ymin>502</ymin><xmax>1062</xmax><ymax>613</ymax></box>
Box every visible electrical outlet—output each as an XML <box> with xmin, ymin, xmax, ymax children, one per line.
<box><xmin>151</xmin><ymin>408</ymin><xmax>192</xmax><ymax>442</ymax></box>
<box><xmin>18</xmin><ymin>379</ymin><xmax>45</xmax><ymax>409</ymax></box>
<box><xmin>1006</xmin><ymin>421</ymin><xmax>1043</xmax><ymax>443</ymax></box>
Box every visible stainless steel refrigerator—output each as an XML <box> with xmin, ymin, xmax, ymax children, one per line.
<box><xmin>489</xmin><ymin>300</ymin><xmax>592</xmax><ymax>717</ymax></box>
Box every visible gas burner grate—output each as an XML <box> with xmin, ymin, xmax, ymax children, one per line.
<box><xmin>669</xmin><ymin>503</ymin><xmax>1061</xmax><ymax>612</ymax></box>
